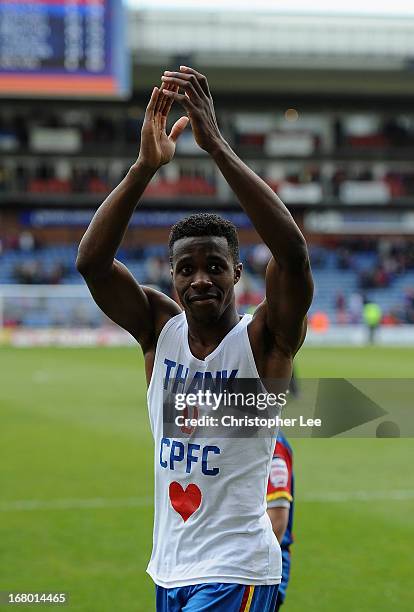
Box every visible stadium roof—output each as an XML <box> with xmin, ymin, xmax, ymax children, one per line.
<box><xmin>126</xmin><ymin>0</ymin><xmax>414</xmax><ymax>96</ymax></box>
<box><xmin>128</xmin><ymin>11</ymin><xmax>414</xmax><ymax>69</ymax></box>
<box><xmin>126</xmin><ymin>0</ymin><xmax>414</xmax><ymax>18</ymax></box>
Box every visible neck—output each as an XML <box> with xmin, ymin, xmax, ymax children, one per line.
<box><xmin>186</xmin><ymin>302</ymin><xmax>240</xmax><ymax>348</ymax></box>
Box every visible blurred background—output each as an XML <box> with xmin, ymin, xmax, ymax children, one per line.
<box><xmin>2</xmin><ymin>0</ymin><xmax>414</xmax><ymax>344</ymax></box>
<box><xmin>1</xmin><ymin>2</ymin><xmax>413</xmax><ymax>611</ymax></box>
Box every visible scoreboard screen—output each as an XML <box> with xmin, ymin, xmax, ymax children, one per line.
<box><xmin>0</xmin><ymin>0</ymin><xmax>130</xmax><ymax>98</ymax></box>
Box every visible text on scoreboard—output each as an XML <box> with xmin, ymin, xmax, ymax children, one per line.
<box><xmin>0</xmin><ymin>0</ymin><xmax>130</xmax><ymax>97</ymax></box>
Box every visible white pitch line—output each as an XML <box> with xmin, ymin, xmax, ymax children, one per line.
<box><xmin>0</xmin><ymin>496</ymin><xmax>153</xmax><ymax>512</ymax></box>
<box><xmin>301</xmin><ymin>490</ymin><xmax>414</xmax><ymax>502</ymax></box>
<box><xmin>1</xmin><ymin>490</ymin><xmax>414</xmax><ymax>512</ymax></box>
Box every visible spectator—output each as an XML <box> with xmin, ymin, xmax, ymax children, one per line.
<box><xmin>18</xmin><ymin>231</ymin><xmax>35</xmax><ymax>252</ymax></box>
<box><xmin>363</xmin><ymin>302</ymin><xmax>382</xmax><ymax>344</ymax></box>
<box><xmin>349</xmin><ymin>292</ymin><xmax>363</xmax><ymax>323</ymax></box>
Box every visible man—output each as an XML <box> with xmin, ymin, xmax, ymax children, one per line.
<box><xmin>267</xmin><ymin>431</ymin><xmax>295</xmax><ymax>610</ymax></box>
<box><xmin>76</xmin><ymin>67</ymin><xmax>313</xmax><ymax>611</ymax></box>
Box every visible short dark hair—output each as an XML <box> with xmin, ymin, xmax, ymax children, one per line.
<box><xmin>168</xmin><ymin>213</ymin><xmax>240</xmax><ymax>264</ymax></box>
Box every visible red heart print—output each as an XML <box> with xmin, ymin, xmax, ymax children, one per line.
<box><xmin>169</xmin><ymin>482</ymin><xmax>202</xmax><ymax>522</ymax></box>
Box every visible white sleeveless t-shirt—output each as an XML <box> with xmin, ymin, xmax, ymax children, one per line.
<box><xmin>146</xmin><ymin>312</ymin><xmax>282</xmax><ymax>588</ymax></box>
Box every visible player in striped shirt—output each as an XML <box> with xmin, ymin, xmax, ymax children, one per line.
<box><xmin>267</xmin><ymin>431</ymin><xmax>294</xmax><ymax>610</ymax></box>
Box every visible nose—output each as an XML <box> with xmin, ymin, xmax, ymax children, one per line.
<box><xmin>190</xmin><ymin>274</ymin><xmax>213</xmax><ymax>291</ymax></box>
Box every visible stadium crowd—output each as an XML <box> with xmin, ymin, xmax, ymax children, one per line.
<box><xmin>1</xmin><ymin>230</ymin><xmax>414</xmax><ymax>327</ymax></box>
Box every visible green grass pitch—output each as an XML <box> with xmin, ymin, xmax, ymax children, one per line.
<box><xmin>1</xmin><ymin>346</ymin><xmax>413</xmax><ymax>611</ymax></box>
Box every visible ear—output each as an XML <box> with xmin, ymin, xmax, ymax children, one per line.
<box><xmin>234</xmin><ymin>262</ymin><xmax>243</xmax><ymax>285</ymax></box>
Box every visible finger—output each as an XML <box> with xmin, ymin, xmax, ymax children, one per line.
<box><xmin>154</xmin><ymin>83</ymin><xmax>165</xmax><ymax>115</ymax></box>
<box><xmin>162</xmin><ymin>89</ymin><xmax>193</xmax><ymax>111</ymax></box>
<box><xmin>157</xmin><ymin>82</ymin><xmax>170</xmax><ymax>116</ymax></box>
<box><xmin>169</xmin><ymin>116</ymin><xmax>189</xmax><ymax>143</ymax></box>
<box><xmin>162</xmin><ymin>75</ymin><xmax>199</xmax><ymax>102</ymax></box>
<box><xmin>146</xmin><ymin>87</ymin><xmax>159</xmax><ymax>117</ymax></box>
<box><xmin>160</xmin><ymin>97</ymin><xmax>174</xmax><ymax>131</ymax></box>
<box><xmin>160</xmin><ymin>83</ymin><xmax>179</xmax><ymax>117</ymax></box>
<box><xmin>180</xmin><ymin>65</ymin><xmax>210</xmax><ymax>96</ymax></box>
<box><xmin>163</xmin><ymin>71</ymin><xmax>204</xmax><ymax>98</ymax></box>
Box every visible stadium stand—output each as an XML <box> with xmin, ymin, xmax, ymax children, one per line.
<box><xmin>1</xmin><ymin>5</ymin><xmax>414</xmax><ymax>343</ymax></box>
<box><xmin>1</xmin><ymin>236</ymin><xmax>413</xmax><ymax>328</ymax></box>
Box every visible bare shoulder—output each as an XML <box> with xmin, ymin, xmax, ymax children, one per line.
<box><xmin>141</xmin><ymin>285</ymin><xmax>182</xmax><ymax>345</ymax></box>
<box><xmin>139</xmin><ymin>286</ymin><xmax>181</xmax><ymax>385</ymax></box>
<box><xmin>81</xmin><ymin>258</ymin><xmax>181</xmax><ymax>354</ymax></box>
<box><xmin>247</xmin><ymin>300</ymin><xmax>307</xmax><ymax>379</ymax></box>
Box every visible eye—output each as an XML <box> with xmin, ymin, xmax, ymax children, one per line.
<box><xmin>180</xmin><ymin>265</ymin><xmax>193</xmax><ymax>275</ymax></box>
<box><xmin>209</xmin><ymin>263</ymin><xmax>223</xmax><ymax>273</ymax></box>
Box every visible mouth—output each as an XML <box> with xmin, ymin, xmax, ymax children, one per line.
<box><xmin>189</xmin><ymin>294</ymin><xmax>219</xmax><ymax>303</ymax></box>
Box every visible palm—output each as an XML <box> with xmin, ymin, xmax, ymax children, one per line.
<box><xmin>157</xmin><ymin>120</ymin><xmax>176</xmax><ymax>165</ymax></box>
<box><xmin>139</xmin><ymin>86</ymin><xmax>188</xmax><ymax>170</ymax></box>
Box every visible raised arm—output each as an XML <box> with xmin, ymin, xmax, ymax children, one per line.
<box><xmin>161</xmin><ymin>67</ymin><xmax>313</xmax><ymax>356</ymax></box>
<box><xmin>76</xmin><ymin>86</ymin><xmax>188</xmax><ymax>351</ymax></box>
